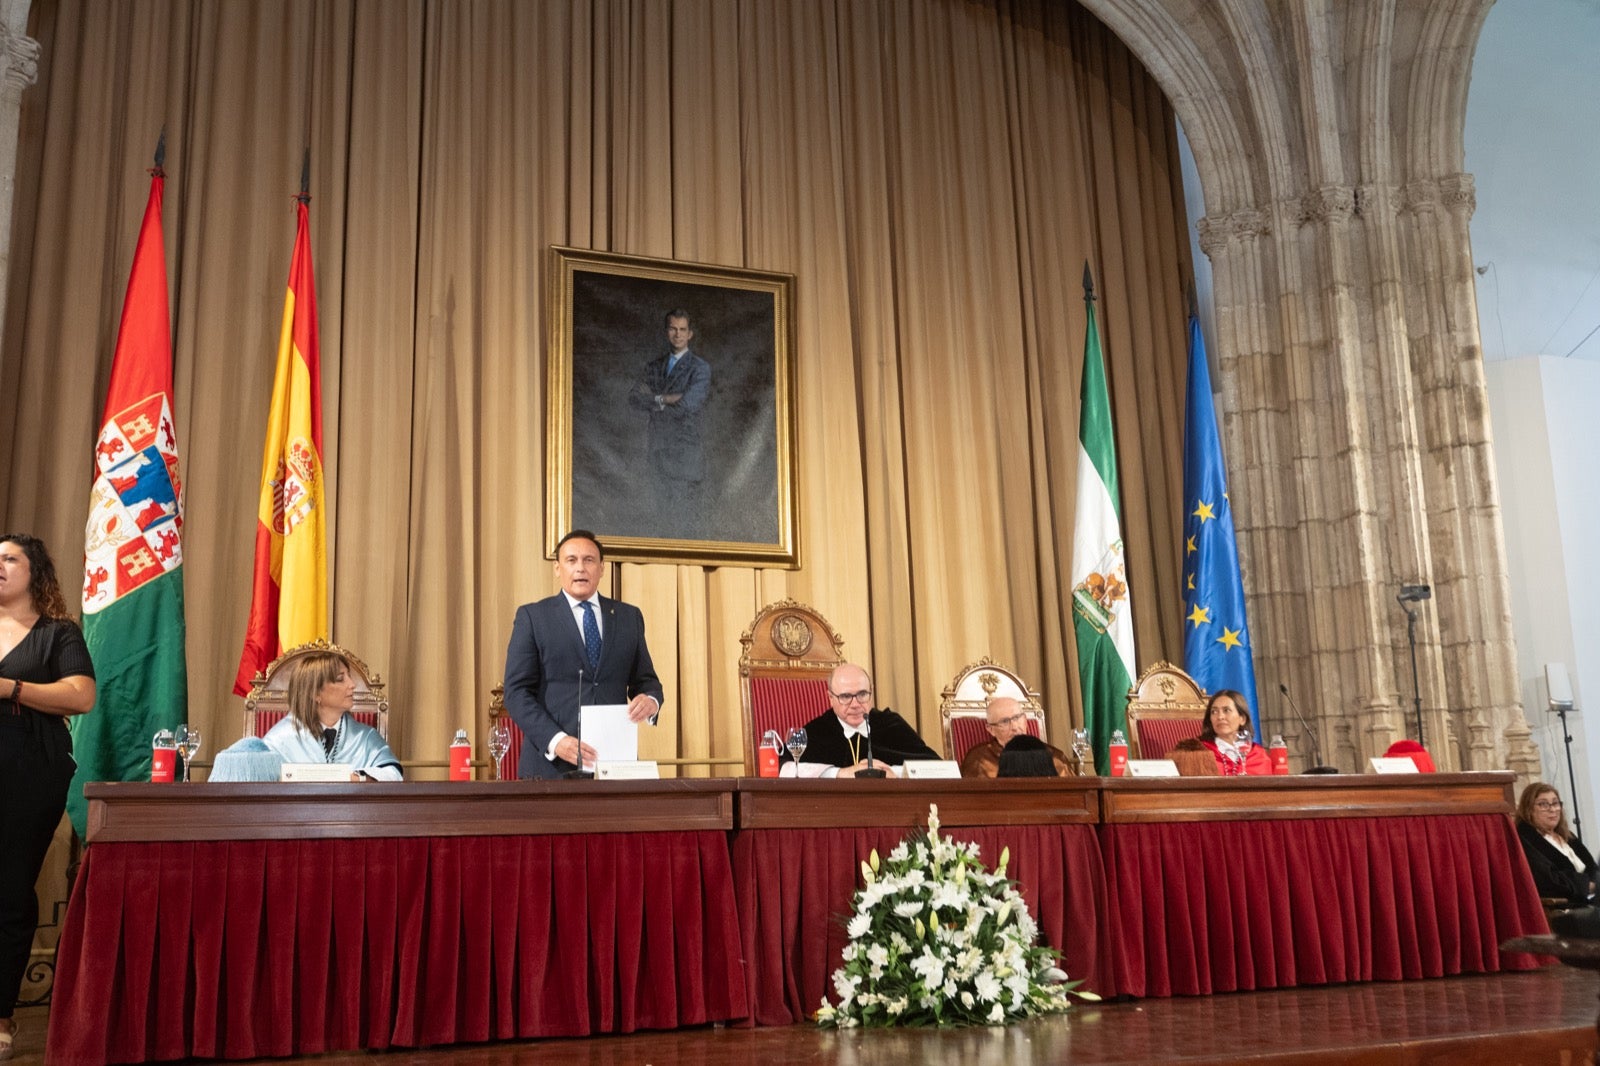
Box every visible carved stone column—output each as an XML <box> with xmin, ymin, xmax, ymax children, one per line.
<box><xmin>0</xmin><ymin>0</ymin><xmax>38</xmax><ymax>339</ymax></box>
<box><xmin>1089</xmin><ymin>0</ymin><xmax>1540</xmax><ymax>778</ymax></box>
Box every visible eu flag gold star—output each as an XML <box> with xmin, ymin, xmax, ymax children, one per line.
<box><xmin>1187</xmin><ymin>604</ymin><xmax>1211</xmax><ymax>628</ymax></box>
<box><xmin>1185</xmin><ymin>535</ymin><xmax>1197</xmax><ymax>555</ymax></box>
<box><xmin>1192</xmin><ymin>500</ymin><xmax>1217</xmax><ymax>523</ymax></box>
<box><xmin>1186</xmin><ymin>573</ymin><xmax>1195</xmax><ymax>591</ymax></box>
<box><xmin>1216</xmin><ymin>627</ymin><xmax>1243</xmax><ymax>651</ymax></box>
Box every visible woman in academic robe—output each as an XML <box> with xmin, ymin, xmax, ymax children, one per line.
<box><xmin>261</xmin><ymin>649</ymin><xmax>402</xmax><ymax>781</ymax></box>
<box><xmin>1516</xmin><ymin>781</ymin><xmax>1596</xmax><ymax>905</ymax></box>
<box><xmin>1196</xmin><ymin>689</ymin><xmax>1272</xmax><ymax>776</ymax></box>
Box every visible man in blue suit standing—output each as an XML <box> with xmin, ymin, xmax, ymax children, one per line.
<box><xmin>502</xmin><ymin>530</ymin><xmax>663</xmax><ymax>778</ymax></box>
<box><xmin>628</xmin><ymin>309</ymin><xmax>712</xmax><ymax>533</ymax></box>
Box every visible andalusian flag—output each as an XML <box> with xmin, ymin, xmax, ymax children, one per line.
<box><xmin>1181</xmin><ymin>314</ymin><xmax>1260</xmax><ymax>719</ymax></box>
<box><xmin>71</xmin><ymin>142</ymin><xmax>189</xmax><ymax>835</ymax></box>
<box><xmin>1070</xmin><ymin>265</ymin><xmax>1136</xmax><ymax>774</ymax></box>
<box><xmin>233</xmin><ymin>186</ymin><xmax>328</xmax><ymax>694</ymax></box>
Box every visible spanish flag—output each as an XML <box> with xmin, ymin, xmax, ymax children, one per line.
<box><xmin>233</xmin><ymin>192</ymin><xmax>327</xmax><ymax>694</ymax></box>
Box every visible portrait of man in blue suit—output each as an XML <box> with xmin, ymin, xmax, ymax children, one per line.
<box><xmin>564</xmin><ymin>261</ymin><xmax>786</xmax><ymax>551</ymax></box>
<box><xmin>628</xmin><ymin>309</ymin><xmax>712</xmax><ymax>532</ymax></box>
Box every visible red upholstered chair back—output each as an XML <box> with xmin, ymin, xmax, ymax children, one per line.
<box><xmin>1135</xmin><ymin>717</ymin><xmax>1205</xmax><ymax>761</ymax></box>
<box><xmin>1125</xmin><ymin>661</ymin><xmax>1207</xmax><ymax>759</ymax></box>
<box><xmin>739</xmin><ymin>599</ymin><xmax>847</xmax><ymax>774</ymax></box>
<box><xmin>748</xmin><ymin>676</ymin><xmax>832</xmax><ymax>755</ymax></box>
<box><xmin>243</xmin><ymin>639</ymin><xmax>388</xmax><ymax>741</ymax></box>
<box><xmin>488</xmin><ymin>682</ymin><xmax>522</xmax><ymax>781</ymax></box>
<box><xmin>939</xmin><ymin>657</ymin><xmax>1046</xmax><ymax>764</ymax></box>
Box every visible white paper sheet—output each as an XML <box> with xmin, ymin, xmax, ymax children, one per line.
<box><xmin>1368</xmin><ymin>755</ymin><xmax>1421</xmax><ymax>774</ymax></box>
<box><xmin>580</xmin><ymin>704</ymin><xmax>638</xmax><ymax>767</ymax></box>
<box><xmin>779</xmin><ymin>760</ymin><xmax>833</xmax><ymax>778</ymax></box>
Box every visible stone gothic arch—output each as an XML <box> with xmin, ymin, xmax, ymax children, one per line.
<box><xmin>1081</xmin><ymin>0</ymin><xmax>1536</xmax><ymax>774</ymax></box>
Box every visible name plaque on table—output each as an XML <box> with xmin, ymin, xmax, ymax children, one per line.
<box><xmin>901</xmin><ymin>760</ymin><xmax>962</xmax><ymax>779</ymax></box>
<box><xmin>1126</xmin><ymin>759</ymin><xmax>1181</xmax><ymax>777</ymax></box>
<box><xmin>280</xmin><ymin>763</ymin><xmax>355</xmax><ymax>782</ymax></box>
<box><xmin>1368</xmin><ymin>756</ymin><xmax>1421</xmax><ymax>774</ymax></box>
<box><xmin>595</xmin><ymin>760</ymin><xmax>661</xmax><ymax>780</ymax></box>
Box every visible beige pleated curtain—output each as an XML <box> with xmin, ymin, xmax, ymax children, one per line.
<box><xmin>1</xmin><ymin>0</ymin><xmax>1192</xmax><ymax>774</ymax></box>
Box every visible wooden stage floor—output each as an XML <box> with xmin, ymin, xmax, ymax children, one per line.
<box><xmin>11</xmin><ymin>966</ymin><xmax>1598</xmax><ymax>1065</ymax></box>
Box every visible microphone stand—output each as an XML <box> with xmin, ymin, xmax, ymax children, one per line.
<box><xmin>565</xmin><ymin>667</ymin><xmax>594</xmax><ymax>780</ymax></box>
<box><xmin>1399</xmin><ymin>599</ymin><xmax>1425</xmax><ymax>747</ymax></box>
<box><xmin>1279</xmin><ymin>682</ymin><xmax>1338</xmax><ymax>774</ymax></box>
<box><xmin>1555</xmin><ymin>699</ymin><xmax>1583</xmax><ymax>840</ymax></box>
<box><xmin>855</xmin><ymin>715</ymin><xmax>887</xmax><ymax>779</ymax></box>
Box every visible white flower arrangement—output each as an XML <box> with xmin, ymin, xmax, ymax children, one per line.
<box><xmin>815</xmin><ymin>804</ymin><xmax>1098</xmax><ymax>1028</ymax></box>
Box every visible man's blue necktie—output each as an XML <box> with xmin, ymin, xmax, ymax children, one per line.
<box><xmin>580</xmin><ymin>600</ymin><xmax>602</xmax><ymax>673</ymax></box>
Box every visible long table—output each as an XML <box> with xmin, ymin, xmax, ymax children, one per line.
<box><xmin>48</xmin><ymin>774</ymin><xmax>1549</xmax><ymax>1061</ymax></box>
<box><xmin>1097</xmin><ymin>775</ymin><xmax>1551</xmax><ymax>997</ymax></box>
<box><xmin>49</xmin><ymin>781</ymin><xmax>745</xmax><ymax>1064</ymax></box>
<box><xmin>733</xmin><ymin>778</ymin><xmax>1112</xmax><ymax>1025</ymax></box>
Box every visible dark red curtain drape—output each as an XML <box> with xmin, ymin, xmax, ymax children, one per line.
<box><xmin>47</xmin><ymin>833</ymin><xmax>745</xmax><ymax>1063</ymax></box>
<box><xmin>1099</xmin><ymin>814</ymin><xmax>1550</xmax><ymax>997</ymax></box>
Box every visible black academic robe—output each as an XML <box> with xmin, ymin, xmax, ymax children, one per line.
<box><xmin>786</xmin><ymin>707</ymin><xmax>940</xmax><ymax>769</ymax></box>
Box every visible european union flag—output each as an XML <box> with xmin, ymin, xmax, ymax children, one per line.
<box><xmin>1181</xmin><ymin>316</ymin><xmax>1261</xmax><ymax>728</ymax></box>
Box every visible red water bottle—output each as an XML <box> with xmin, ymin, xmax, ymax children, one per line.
<box><xmin>450</xmin><ymin>729</ymin><xmax>472</xmax><ymax>780</ymax></box>
<box><xmin>757</xmin><ymin>729</ymin><xmax>782</xmax><ymax>778</ymax></box>
<box><xmin>1269</xmin><ymin>734</ymin><xmax>1290</xmax><ymax>774</ymax></box>
<box><xmin>1109</xmin><ymin>728</ymin><xmax>1129</xmax><ymax>777</ymax></box>
<box><xmin>151</xmin><ymin>729</ymin><xmax>177</xmax><ymax>782</ymax></box>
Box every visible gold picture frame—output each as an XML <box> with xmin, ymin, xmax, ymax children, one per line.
<box><xmin>546</xmin><ymin>246</ymin><xmax>799</xmax><ymax>568</ymax></box>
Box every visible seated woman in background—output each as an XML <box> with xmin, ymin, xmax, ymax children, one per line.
<box><xmin>1515</xmin><ymin>781</ymin><xmax>1595</xmax><ymax>904</ymax></box>
<box><xmin>261</xmin><ymin>649</ymin><xmax>403</xmax><ymax>781</ymax></box>
<box><xmin>1197</xmin><ymin>689</ymin><xmax>1272</xmax><ymax>776</ymax></box>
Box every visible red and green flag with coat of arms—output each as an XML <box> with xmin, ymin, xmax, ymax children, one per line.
<box><xmin>69</xmin><ymin>152</ymin><xmax>189</xmax><ymax>837</ymax></box>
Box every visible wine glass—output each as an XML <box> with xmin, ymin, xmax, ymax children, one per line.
<box><xmin>488</xmin><ymin>720</ymin><xmax>512</xmax><ymax>780</ymax></box>
<box><xmin>176</xmin><ymin>725</ymin><xmax>202</xmax><ymax>782</ymax></box>
<box><xmin>1236</xmin><ymin>728</ymin><xmax>1252</xmax><ymax>756</ymax></box>
<box><xmin>1072</xmin><ymin>728</ymin><xmax>1092</xmax><ymax>770</ymax></box>
<box><xmin>784</xmin><ymin>726</ymin><xmax>808</xmax><ymax>763</ymax></box>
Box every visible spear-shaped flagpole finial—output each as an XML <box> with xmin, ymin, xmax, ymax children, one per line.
<box><xmin>297</xmin><ymin>148</ymin><xmax>311</xmax><ymax>205</ymax></box>
<box><xmin>1187</xmin><ymin>281</ymin><xmax>1199</xmax><ymax>320</ymax></box>
<box><xmin>1082</xmin><ymin>261</ymin><xmax>1096</xmax><ymax>303</ymax></box>
<box><xmin>153</xmin><ymin>127</ymin><xmax>167</xmax><ymax>172</ymax></box>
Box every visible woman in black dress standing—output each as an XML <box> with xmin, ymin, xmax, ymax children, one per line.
<box><xmin>0</xmin><ymin>534</ymin><xmax>96</xmax><ymax>1059</ymax></box>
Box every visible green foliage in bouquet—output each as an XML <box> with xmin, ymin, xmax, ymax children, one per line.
<box><xmin>815</xmin><ymin>804</ymin><xmax>1098</xmax><ymax>1028</ymax></box>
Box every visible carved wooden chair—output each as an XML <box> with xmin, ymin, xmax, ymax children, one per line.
<box><xmin>939</xmin><ymin>656</ymin><xmax>1046</xmax><ymax>765</ymax></box>
<box><xmin>242</xmin><ymin>638</ymin><xmax>389</xmax><ymax>740</ymax></box>
<box><xmin>1124</xmin><ymin>661</ymin><xmax>1207</xmax><ymax>759</ymax></box>
<box><xmin>487</xmin><ymin>682</ymin><xmax>522</xmax><ymax>781</ymax></box>
<box><xmin>739</xmin><ymin>599</ymin><xmax>846</xmax><ymax>774</ymax></box>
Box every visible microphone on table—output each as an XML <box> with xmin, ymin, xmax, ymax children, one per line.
<box><xmin>1280</xmin><ymin>681</ymin><xmax>1338</xmax><ymax>774</ymax></box>
<box><xmin>855</xmin><ymin>715</ymin><xmax>887</xmax><ymax>779</ymax></box>
<box><xmin>565</xmin><ymin>667</ymin><xmax>594</xmax><ymax>780</ymax></box>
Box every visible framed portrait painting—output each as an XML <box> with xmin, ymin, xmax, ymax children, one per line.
<box><xmin>546</xmin><ymin>246</ymin><xmax>798</xmax><ymax>568</ymax></box>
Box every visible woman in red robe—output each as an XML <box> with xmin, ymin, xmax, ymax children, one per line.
<box><xmin>1197</xmin><ymin>689</ymin><xmax>1272</xmax><ymax>776</ymax></box>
